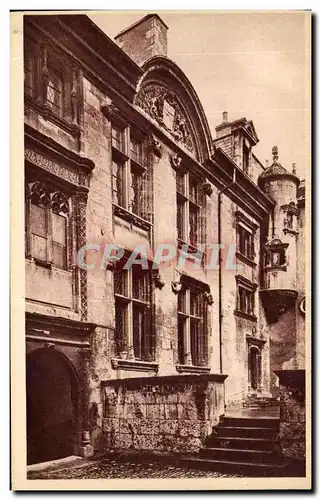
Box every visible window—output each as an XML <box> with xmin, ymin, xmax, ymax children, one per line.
<box><xmin>47</xmin><ymin>66</ymin><xmax>63</xmax><ymax>117</ymax></box>
<box><xmin>243</xmin><ymin>141</ymin><xmax>250</xmax><ymax>174</ymax></box>
<box><xmin>114</xmin><ymin>260</ymin><xmax>154</xmax><ymax>361</ymax></box>
<box><xmin>24</xmin><ymin>40</ymin><xmax>81</xmax><ymax>129</ymax></box>
<box><xmin>111</xmin><ymin>125</ymin><xmax>148</xmax><ymax>222</ymax></box>
<box><xmin>237</xmin><ymin>287</ymin><xmax>254</xmax><ymax>315</ymax></box>
<box><xmin>25</xmin><ymin>181</ymin><xmax>69</xmax><ymax>270</ymax></box>
<box><xmin>238</xmin><ymin>226</ymin><xmax>254</xmax><ymax>259</ymax></box>
<box><xmin>176</xmin><ymin>171</ymin><xmax>201</xmax><ymax>248</ymax></box>
<box><xmin>235</xmin><ymin>211</ymin><xmax>257</xmax><ymax>263</ymax></box>
<box><xmin>24</xmin><ymin>52</ymin><xmax>35</xmax><ymax>98</ymax></box>
<box><xmin>235</xmin><ymin>275</ymin><xmax>257</xmax><ymax>320</ymax></box>
<box><xmin>177</xmin><ymin>282</ymin><xmax>208</xmax><ymax>366</ymax></box>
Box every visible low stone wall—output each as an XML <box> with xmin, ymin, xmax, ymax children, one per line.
<box><xmin>101</xmin><ymin>374</ymin><xmax>227</xmax><ymax>454</ymax></box>
<box><xmin>275</xmin><ymin>370</ymin><xmax>305</xmax><ymax>461</ymax></box>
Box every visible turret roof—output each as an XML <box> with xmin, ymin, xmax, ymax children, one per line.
<box><xmin>258</xmin><ymin>146</ymin><xmax>300</xmax><ymax>187</ymax></box>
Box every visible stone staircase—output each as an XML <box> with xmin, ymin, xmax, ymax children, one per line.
<box><xmin>182</xmin><ymin>416</ymin><xmax>289</xmax><ymax>477</ymax></box>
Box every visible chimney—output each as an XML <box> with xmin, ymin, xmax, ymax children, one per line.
<box><xmin>115</xmin><ymin>14</ymin><xmax>168</xmax><ymax>67</ymax></box>
<box><xmin>222</xmin><ymin>111</ymin><xmax>228</xmax><ymax>123</ymax></box>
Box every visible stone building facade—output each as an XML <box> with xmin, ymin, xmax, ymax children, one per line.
<box><xmin>24</xmin><ymin>13</ymin><xmax>306</xmax><ymax>464</ymax></box>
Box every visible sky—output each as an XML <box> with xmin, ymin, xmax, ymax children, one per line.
<box><xmin>90</xmin><ymin>11</ymin><xmax>310</xmax><ymax>179</ymax></box>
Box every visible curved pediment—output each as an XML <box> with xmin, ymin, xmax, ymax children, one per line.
<box><xmin>134</xmin><ymin>56</ymin><xmax>214</xmax><ymax>163</ymax></box>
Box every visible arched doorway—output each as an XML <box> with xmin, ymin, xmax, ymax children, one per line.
<box><xmin>248</xmin><ymin>346</ymin><xmax>262</xmax><ymax>391</ymax></box>
<box><xmin>26</xmin><ymin>347</ymin><xmax>78</xmax><ymax>465</ymax></box>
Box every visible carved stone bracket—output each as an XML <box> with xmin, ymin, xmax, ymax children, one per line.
<box><xmin>148</xmin><ymin>137</ymin><xmax>162</xmax><ymax>158</ymax></box>
<box><xmin>170</xmin><ymin>154</ymin><xmax>183</xmax><ymax>172</ymax></box>
<box><xmin>204</xmin><ymin>291</ymin><xmax>214</xmax><ymax>305</ymax></box>
<box><xmin>171</xmin><ymin>281</ymin><xmax>182</xmax><ymax>294</ymax></box>
<box><xmin>260</xmin><ymin>289</ymin><xmax>298</xmax><ymax>324</ymax></box>
<box><xmin>153</xmin><ymin>270</ymin><xmax>165</xmax><ymax>289</ymax></box>
<box><xmin>201</xmin><ymin>182</ymin><xmax>213</xmax><ymax>197</ymax></box>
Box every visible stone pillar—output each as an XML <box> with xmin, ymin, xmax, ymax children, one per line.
<box><xmin>275</xmin><ymin>369</ymin><xmax>305</xmax><ymax>475</ymax></box>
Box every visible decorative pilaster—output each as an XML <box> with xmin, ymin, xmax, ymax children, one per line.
<box><xmin>41</xmin><ymin>45</ymin><xmax>49</xmax><ymax>112</ymax></box>
<box><xmin>77</xmin><ymin>190</ymin><xmax>88</xmax><ymax>321</ymax></box>
<box><xmin>71</xmin><ymin>67</ymin><xmax>78</xmax><ymax>124</ymax></box>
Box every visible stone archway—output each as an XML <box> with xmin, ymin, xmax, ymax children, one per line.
<box><xmin>26</xmin><ymin>347</ymin><xmax>78</xmax><ymax>465</ymax></box>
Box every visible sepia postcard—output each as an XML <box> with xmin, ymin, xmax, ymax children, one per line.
<box><xmin>10</xmin><ymin>9</ymin><xmax>311</xmax><ymax>491</ymax></box>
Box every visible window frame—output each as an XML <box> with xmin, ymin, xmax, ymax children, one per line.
<box><xmin>176</xmin><ymin>168</ymin><xmax>202</xmax><ymax>250</ymax></box>
<box><xmin>111</xmin><ymin>122</ymin><xmax>151</xmax><ymax>229</ymax></box>
<box><xmin>235</xmin><ymin>210</ymin><xmax>258</xmax><ymax>267</ymax></box>
<box><xmin>177</xmin><ymin>279</ymin><xmax>209</xmax><ymax>368</ymax></box>
<box><xmin>234</xmin><ymin>274</ymin><xmax>258</xmax><ymax>322</ymax></box>
<box><xmin>23</xmin><ymin>38</ymin><xmax>82</xmax><ymax>135</ymax></box>
<box><xmin>25</xmin><ymin>181</ymin><xmax>70</xmax><ymax>271</ymax></box>
<box><xmin>113</xmin><ymin>258</ymin><xmax>155</xmax><ymax>362</ymax></box>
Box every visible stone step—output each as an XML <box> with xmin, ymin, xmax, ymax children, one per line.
<box><xmin>207</xmin><ymin>436</ymin><xmax>274</xmax><ymax>451</ymax></box>
<box><xmin>222</xmin><ymin>417</ymin><xmax>279</xmax><ymax>429</ymax></box>
<box><xmin>180</xmin><ymin>456</ymin><xmax>288</xmax><ymax>477</ymax></box>
<box><xmin>217</xmin><ymin>425</ymin><xmax>277</xmax><ymax>439</ymax></box>
<box><xmin>200</xmin><ymin>446</ymin><xmax>279</xmax><ymax>464</ymax></box>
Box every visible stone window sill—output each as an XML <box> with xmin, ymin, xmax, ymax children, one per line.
<box><xmin>235</xmin><ymin>251</ymin><xmax>257</xmax><ymax>268</ymax></box>
<box><xmin>265</xmin><ymin>264</ymin><xmax>287</xmax><ymax>272</ymax></box>
<box><xmin>176</xmin><ymin>364</ymin><xmax>211</xmax><ymax>374</ymax></box>
<box><xmin>283</xmin><ymin>228</ymin><xmax>299</xmax><ymax>236</ymax></box>
<box><xmin>234</xmin><ymin>310</ymin><xmax>258</xmax><ymax>322</ymax></box>
<box><xmin>113</xmin><ymin>204</ymin><xmax>152</xmax><ymax>232</ymax></box>
<box><xmin>25</xmin><ymin>96</ymin><xmax>80</xmax><ymax>138</ymax></box>
<box><xmin>111</xmin><ymin>358</ymin><xmax>159</xmax><ymax>373</ymax></box>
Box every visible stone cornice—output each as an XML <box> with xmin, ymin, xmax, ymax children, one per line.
<box><xmin>25</xmin><ymin>124</ymin><xmax>95</xmax><ymax>189</ymax></box>
<box><xmin>101</xmin><ymin>373</ymin><xmax>228</xmax><ymax>388</ymax></box>
<box><xmin>26</xmin><ymin>311</ymin><xmax>97</xmax><ymax>338</ymax></box>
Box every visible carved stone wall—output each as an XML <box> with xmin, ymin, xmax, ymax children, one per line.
<box><xmin>102</xmin><ymin>374</ymin><xmax>226</xmax><ymax>453</ymax></box>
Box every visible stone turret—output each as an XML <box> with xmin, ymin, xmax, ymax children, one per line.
<box><xmin>258</xmin><ymin>146</ymin><xmax>300</xmax><ymax>323</ymax></box>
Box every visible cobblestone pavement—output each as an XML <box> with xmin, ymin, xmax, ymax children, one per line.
<box><xmin>28</xmin><ymin>457</ymin><xmax>243</xmax><ymax>480</ymax></box>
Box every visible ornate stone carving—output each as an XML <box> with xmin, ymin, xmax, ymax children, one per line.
<box><xmin>171</xmin><ymin>281</ymin><xmax>182</xmax><ymax>294</ymax></box>
<box><xmin>29</xmin><ymin>181</ymin><xmax>51</xmax><ymax>207</ymax></box>
<box><xmin>71</xmin><ymin>67</ymin><xmax>78</xmax><ymax>124</ymax></box>
<box><xmin>201</xmin><ymin>182</ymin><xmax>213</xmax><ymax>197</ymax></box>
<box><xmin>77</xmin><ymin>191</ymin><xmax>88</xmax><ymax>321</ymax></box>
<box><xmin>148</xmin><ymin>137</ymin><xmax>162</xmax><ymax>158</ymax></box>
<box><xmin>51</xmin><ymin>191</ymin><xmax>69</xmax><ymax>214</ymax></box>
<box><xmin>136</xmin><ymin>84</ymin><xmax>196</xmax><ymax>154</ymax></box>
<box><xmin>153</xmin><ymin>270</ymin><xmax>165</xmax><ymax>289</ymax></box>
<box><xmin>170</xmin><ymin>154</ymin><xmax>182</xmax><ymax>172</ymax></box>
<box><xmin>204</xmin><ymin>291</ymin><xmax>214</xmax><ymax>305</ymax></box>
<box><xmin>25</xmin><ymin>148</ymin><xmax>79</xmax><ymax>186</ymax></box>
